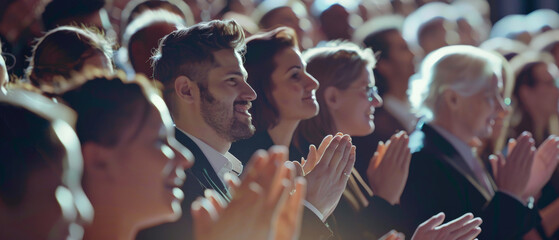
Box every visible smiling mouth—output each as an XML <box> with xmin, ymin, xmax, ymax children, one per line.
<box><xmin>234</xmin><ymin>102</ymin><xmax>252</xmax><ymax>116</ymax></box>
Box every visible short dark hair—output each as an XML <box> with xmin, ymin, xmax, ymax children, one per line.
<box><xmin>60</xmin><ymin>74</ymin><xmax>155</xmax><ymax>147</ymax></box>
<box><xmin>363</xmin><ymin>28</ymin><xmax>399</xmax><ymax>97</ymax></box>
<box><xmin>0</xmin><ymin>103</ymin><xmax>65</xmax><ymax>206</ymax></box>
<box><xmin>244</xmin><ymin>27</ymin><xmax>298</xmax><ymax>131</ymax></box>
<box><xmin>152</xmin><ymin>19</ymin><xmax>245</xmax><ymax>115</ymax></box>
<box><xmin>27</xmin><ymin>26</ymin><xmax>114</xmax><ymax>92</ymax></box>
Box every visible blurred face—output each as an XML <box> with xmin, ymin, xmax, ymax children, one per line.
<box><xmin>331</xmin><ymin>67</ymin><xmax>383</xmax><ymax>136</ymax></box>
<box><xmin>110</xmin><ymin>96</ymin><xmax>192</xmax><ymax>225</ymax></box>
<box><xmin>199</xmin><ymin>49</ymin><xmax>257</xmax><ymax>141</ymax></box>
<box><xmin>455</xmin><ymin>75</ymin><xmax>507</xmax><ymax>140</ymax></box>
<box><xmin>525</xmin><ymin>63</ymin><xmax>559</xmax><ymax>117</ymax></box>
<box><xmin>270</xmin><ymin>47</ymin><xmax>319</xmax><ymax>122</ymax></box>
<box><xmin>385</xmin><ymin>31</ymin><xmax>415</xmax><ymax>81</ymax></box>
<box><xmin>15</xmin><ymin>121</ymin><xmax>93</xmax><ymax>240</ymax></box>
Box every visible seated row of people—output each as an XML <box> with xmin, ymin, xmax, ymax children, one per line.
<box><xmin>2</xmin><ymin>18</ymin><xmax>559</xmax><ymax>240</ymax></box>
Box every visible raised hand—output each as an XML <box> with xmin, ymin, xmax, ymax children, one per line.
<box><xmin>367</xmin><ymin>131</ymin><xmax>411</xmax><ymax>205</ymax></box>
<box><xmin>304</xmin><ymin>134</ymin><xmax>356</xmax><ymax>220</ymax></box>
<box><xmin>299</xmin><ymin>134</ymin><xmax>335</xmax><ymax>176</ymax></box>
<box><xmin>525</xmin><ymin>135</ymin><xmax>559</xmax><ymax>198</ymax></box>
<box><xmin>411</xmin><ymin>213</ymin><xmax>482</xmax><ymax>240</ymax></box>
<box><xmin>490</xmin><ymin>132</ymin><xmax>535</xmax><ymax>200</ymax></box>
<box><xmin>192</xmin><ymin>146</ymin><xmax>306</xmax><ymax>240</ymax></box>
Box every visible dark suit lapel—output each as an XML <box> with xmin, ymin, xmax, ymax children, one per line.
<box><xmin>175</xmin><ymin>128</ymin><xmax>232</xmax><ymax>202</ymax></box>
<box><xmin>421</xmin><ymin>123</ymin><xmax>494</xmax><ymax>201</ymax></box>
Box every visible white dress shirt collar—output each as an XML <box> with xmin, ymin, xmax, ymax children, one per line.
<box><xmin>180</xmin><ymin>130</ymin><xmax>243</xmax><ymax>186</ymax></box>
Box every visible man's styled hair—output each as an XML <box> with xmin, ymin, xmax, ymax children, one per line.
<box><xmin>152</xmin><ymin>19</ymin><xmax>245</xmax><ymax>114</ymax></box>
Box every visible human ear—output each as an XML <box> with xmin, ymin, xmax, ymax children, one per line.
<box><xmin>443</xmin><ymin>89</ymin><xmax>460</xmax><ymax>111</ymax></box>
<box><xmin>324</xmin><ymin>86</ymin><xmax>340</xmax><ymax>110</ymax></box>
<box><xmin>175</xmin><ymin>75</ymin><xmax>196</xmax><ymax>103</ymax></box>
<box><xmin>81</xmin><ymin>142</ymin><xmax>117</xmax><ymax>182</ymax></box>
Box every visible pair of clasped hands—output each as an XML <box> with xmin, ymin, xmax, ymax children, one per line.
<box><xmin>191</xmin><ymin>131</ymin><xmax>559</xmax><ymax>240</ymax></box>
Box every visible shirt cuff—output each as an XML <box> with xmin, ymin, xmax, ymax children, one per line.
<box><xmin>303</xmin><ymin>200</ymin><xmax>325</xmax><ymax>222</ymax></box>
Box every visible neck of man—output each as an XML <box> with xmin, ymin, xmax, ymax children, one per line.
<box><xmin>385</xmin><ymin>74</ymin><xmax>410</xmax><ymax>103</ymax></box>
<box><xmin>432</xmin><ymin>113</ymin><xmax>475</xmax><ymax>145</ymax></box>
<box><xmin>268</xmin><ymin>119</ymin><xmax>300</xmax><ymax>147</ymax></box>
<box><xmin>175</xmin><ymin>116</ymin><xmax>231</xmax><ymax>155</ymax></box>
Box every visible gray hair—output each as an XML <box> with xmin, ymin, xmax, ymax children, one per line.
<box><xmin>410</xmin><ymin>45</ymin><xmax>502</xmax><ymax>118</ymax></box>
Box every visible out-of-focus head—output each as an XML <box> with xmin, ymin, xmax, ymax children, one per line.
<box><xmin>480</xmin><ymin>37</ymin><xmax>529</xmax><ymax>61</ymax></box>
<box><xmin>402</xmin><ymin>2</ymin><xmax>460</xmax><ymax>56</ymax></box>
<box><xmin>42</xmin><ymin>0</ymin><xmax>114</xmax><ymax>38</ymax></box>
<box><xmin>510</xmin><ymin>52</ymin><xmax>559</xmax><ymax>123</ymax></box>
<box><xmin>362</xmin><ymin>17</ymin><xmax>414</xmax><ymax>97</ymax></box>
<box><xmin>153</xmin><ymin>19</ymin><xmax>256</xmax><ymax>142</ymax></box>
<box><xmin>451</xmin><ymin>0</ymin><xmax>489</xmax><ymax>45</ymax></box>
<box><xmin>254</xmin><ymin>0</ymin><xmax>314</xmax><ymax>49</ymax></box>
<box><xmin>300</xmin><ymin>41</ymin><xmax>381</xmax><ymax>141</ymax></box>
<box><xmin>123</xmin><ymin>9</ymin><xmax>185</xmax><ymax>78</ymax></box>
<box><xmin>0</xmin><ymin>89</ymin><xmax>92</xmax><ymax>240</ymax></box>
<box><xmin>120</xmin><ymin>0</ymin><xmax>195</xmax><ymax>37</ymax></box>
<box><xmin>413</xmin><ymin>45</ymin><xmax>506</xmax><ymax>139</ymax></box>
<box><xmin>27</xmin><ymin>26</ymin><xmax>114</xmax><ymax>93</ymax></box>
<box><xmin>60</xmin><ymin>73</ymin><xmax>193</xmax><ymax>229</ymax></box>
<box><xmin>530</xmin><ymin>29</ymin><xmax>559</xmax><ymax>68</ymax></box>
<box><xmin>490</xmin><ymin>14</ymin><xmax>532</xmax><ymax>45</ymax></box>
<box><xmin>318</xmin><ymin>3</ymin><xmax>352</xmax><ymax>40</ymax></box>
<box><xmin>245</xmin><ymin>27</ymin><xmax>318</xmax><ymax>131</ymax></box>
<box><xmin>526</xmin><ymin>9</ymin><xmax>559</xmax><ymax>35</ymax></box>
<box><xmin>0</xmin><ymin>0</ymin><xmax>49</xmax><ymax>40</ymax></box>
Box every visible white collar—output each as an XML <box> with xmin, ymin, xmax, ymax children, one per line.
<box><xmin>382</xmin><ymin>95</ymin><xmax>418</xmax><ymax>132</ymax></box>
<box><xmin>180</xmin><ymin>130</ymin><xmax>243</xmax><ymax>186</ymax></box>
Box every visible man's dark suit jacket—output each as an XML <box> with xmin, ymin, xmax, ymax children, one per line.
<box><xmin>353</xmin><ymin>107</ymin><xmax>407</xmax><ymax>184</ymax></box>
<box><xmin>138</xmin><ymin>129</ymin><xmax>332</xmax><ymax>240</ymax></box>
<box><xmin>136</xmin><ymin>128</ymin><xmax>230</xmax><ymax>240</ymax></box>
<box><xmin>399</xmin><ymin>123</ymin><xmax>541</xmax><ymax>239</ymax></box>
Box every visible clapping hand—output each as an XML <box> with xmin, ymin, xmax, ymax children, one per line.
<box><xmin>367</xmin><ymin>131</ymin><xmax>411</xmax><ymax>205</ymax></box>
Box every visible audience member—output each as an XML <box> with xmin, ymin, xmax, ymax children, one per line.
<box><xmin>0</xmin><ymin>89</ymin><xmax>93</xmax><ymax>240</ymax></box>
<box><xmin>254</xmin><ymin>0</ymin><xmax>317</xmax><ymax>49</ymax></box>
<box><xmin>26</xmin><ymin>26</ymin><xmax>114</xmax><ymax>93</ymax></box>
<box><xmin>60</xmin><ymin>74</ymin><xmax>192</xmax><ymax>239</ymax></box>
<box><xmin>123</xmin><ymin>9</ymin><xmax>185</xmax><ymax>77</ymax></box>
<box><xmin>403</xmin><ymin>45</ymin><xmax>543</xmax><ymax>239</ymax></box>
<box><xmin>402</xmin><ymin>2</ymin><xmax>459</xmax><ymax>59</ymax></box>
<box><xmin>353</xmin><ymin>23</ymin><xmax>418</xmax><ymax>183</ymax></box>
<box><xmin>42</xmin><ymin>0</ymin><xmax>116</xmax><ymax>40</ymax></box>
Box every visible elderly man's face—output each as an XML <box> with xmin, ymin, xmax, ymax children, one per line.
<box><xmin>454</xmin><ymin>75</ymin><xmax>507</xmax><ymax>139</ymax></box>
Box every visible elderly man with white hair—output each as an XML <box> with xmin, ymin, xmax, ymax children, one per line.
<box><xmin>400</xmin><ymin>45</ymin><xmax>548</xmax><ymax>239</ymax></box>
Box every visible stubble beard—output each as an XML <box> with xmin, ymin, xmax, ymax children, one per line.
<box><xmin>199</xmin><ymin>84</ymin><xmax>255</xmax><ymax>142</ymax></box>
